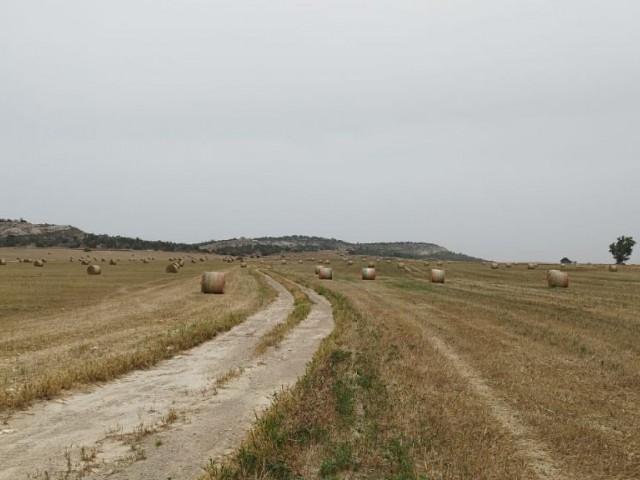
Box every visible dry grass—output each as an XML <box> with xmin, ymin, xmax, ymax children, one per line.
<box><xmin>207</xmin><ymin>258</ymin><xmax>640</xmax><ymax>480</ymax></box>
<box><xmin>0</xmin><ymin>248</ymin><xmax>276</xmax><ymax>412</ymax></box>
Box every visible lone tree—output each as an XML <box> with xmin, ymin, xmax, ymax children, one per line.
<box><xmin>609</xmin><ymin>235</ymin><xmax>636</xmax><ymax>264</ymax></box>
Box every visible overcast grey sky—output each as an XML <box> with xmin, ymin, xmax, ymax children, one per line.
<box><xmin>1</xmin><ymin>1</ymin><xmax>638</xmax><ymax>262</ymax></box>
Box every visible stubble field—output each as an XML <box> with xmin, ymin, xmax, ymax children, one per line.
<box><xmin>1</xmin><ymin>248</ymin><xmax>639</xmax><ymax>479</ymax></box>
<box><xmin>212</xmin><ymin>258</ymin><xmax>640</xmax><ymax>480</ymax></box>
<box><xmin>0</xmin><ymin>248</ymin><xmax>275</xmax><ymax>413</ymax></box>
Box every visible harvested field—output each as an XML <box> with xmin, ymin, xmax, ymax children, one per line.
<box><xmin>0</xmin><ymin>248</ymin><xmax>275</xmax><ymax>411</ymax></box>
<box><xmin>2</xmin><ymin>249</ymin><xmax>639</xmax><ymax>479</ymax></box>
<box><xmin>211</xmin><ymin>259</ymin><xmax>640</xmax><ymax>480</ymax></box>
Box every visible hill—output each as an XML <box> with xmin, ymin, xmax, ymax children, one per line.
<box><xmin>0</xmin><ymin>219</ymin><xmax>197</xmax><ymax>251</ymax></box>
<box><xmin>0</xmin><ymin>219</ymin><xmax>482</xmax><ymax>260</ymax></box>
<box><xmin>196</xmin><ymin>236</ymin><xmax>480</xmax><ymax>261</ymax></box>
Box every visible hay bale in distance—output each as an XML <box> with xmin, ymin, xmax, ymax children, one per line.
<box><xmin>324</xmin><ymin>260</ymin><xmax>331</xmax><ymax>265</ymax></box>
<box><xmin>240</xmin><ymin>262</ymin><xmax>248</xmax><ymax>268</ymax></box>
<box><xmin>491</xmin><ymin>262</ymin><xmax>499</xmax><ymax>269</ymax></box>
<box><xmin>81</xmin><ymin>259</ymin><xmax>90</xmax><ymax>265</ymax></box>
<box><xmin>109</xmin><ymin>259</ymin><xmax>117</xmax><ymax>265</ymax></box>
<box><xmin>367</xmin><ymin>261</ymin><xmax>376</xmax><ymax>268</ymax></box>
<box><xmin>362</xmin><ymin>268</ymin><xmax>376</xmax><ymax>280</ymax></box>
<box><xmin>609</xmin><ymin>265</ymin><xmax>618</xmax><ymax>272</ymax></box>
<box><xmin>201</xmin><ymin>272</ymin><xmax>225</xmax><ymax>294</ymax></box>
<box><xmin>0</xmin><ymin>259</ymin><xmax>6</xmax><ymax>266</ymax></box>
<box><xmin>398</xmin><ymin>262</ymin><xmax>405</xmax><ymax>269</ymax></box>
<box><xmin>318</xmin><ymin>267</ymin><xmax>333</xmax><ymax>280</ymax></box>
<box><xmin>430</xmin><ymin>269</ymin><xmax>445</xmax><ymax>283</ymax></box>
<box><xmin>33</xmin><ymin>260</ymin><xmax>44</xmax><ymax>267</ymax></box>
<box><xmin>436</xmin><ymin>261</ymin><xmax>444</xmax><ymax>266</ymax></box>
<box><xmin>166</xmin><ymin>264</ymin><xmax>179</xmax><ymax>273</ymax></box>
<box><xmin>547</xmin><ymin>269</ymin><xmax>569</xmax><ymax>288</ymax></box>
<box><xmin>506</xmin><ymin>263</ymin><xmax>512</xmax><ymax>268</ymax></box>
<box><xmin>315</xmin><ymin>265</ymin><xmax>323</xmax><ymax>275</ymax></box>
<box><xmin>87</xmin><ymin>265</ymin><xmax>102</xmax><ymax>275</ymax></box>
<box><xmin>527</xmin><ymin>263</ymin><xmax>537</xmax><ymax>270</ymax></box>
<box><xmin>347</xmin><ymin>260</ymin><xmax>354</xmax><ymax>265</ymax></box>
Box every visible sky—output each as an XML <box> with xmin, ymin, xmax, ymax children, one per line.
<box><xmin>1</xmin><ymin>0</ymin><xmax>639</xmax><ymax>263</ymax></box>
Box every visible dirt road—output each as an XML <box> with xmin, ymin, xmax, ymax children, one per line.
<box><xmin>0</xmin><ymin>276</ymin><xmax>334</xmax><ymax>479</ymax></box>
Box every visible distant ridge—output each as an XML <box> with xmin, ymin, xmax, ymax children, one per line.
<box><xmin>0</xmin><ymin>219</ymin><xmax>482</xmax><ymax>261</ymax></box>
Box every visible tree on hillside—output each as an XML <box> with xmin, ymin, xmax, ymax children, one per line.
<box><xmin>609</xmin><ymin>235</ymin><xmax>636</xmax><ymax>264</ymax></box>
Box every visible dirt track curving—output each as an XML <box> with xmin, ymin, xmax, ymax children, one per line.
<box><xmin>0</xmin><ymin>276</ymin><xmax>334</xmax><ymax>479</ymax></box>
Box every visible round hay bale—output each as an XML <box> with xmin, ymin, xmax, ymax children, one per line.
<box><xmin>109</xmin><ymin>259</ymin><xmax>117</xmax><ymax>265</ymax></box>
<box><xmin>436</xmin><ymin>261</ymin><xmax>444</xmax><ymax>266</ymax></box>
<box><xmin>23</xmin><ymin>258</ymin><xmax>32</xmax><ymax>263</ymax></box>
<box><xmin>298</xmin><ymin>260</ymin><xmax>303</xmax><ymax>264</ymax></box>
<box><xmin>315</xmin><ymin>265</ymin><xmax>323</xmax><ymax>274</ymax></box>
<box><xmin>398</xmin><ymin>262</ymin><xmax>405</xmax><ymax>269</ymax></box>
<box><xmin>240</xmin><ymin>262</ymin><xmax>248</xmax><ymax>268</ymax></box>
<box><xmin>506</xmin><ymin>263</ymin><xmax>512</xmax><ymax>268</ymax></box>
<box><xmin>0</xmin><ymin>259</ymin><xmax>6</xmax><ymax>266</ymax></box>
<box><xmin>191</xmin><ymin>259</ymin><xmax>197</xmax><ymax>263</ymax></box>
<box><xmin>81</xmin><ymin>259</ymin><xmax>90</xmax><ymax>265</ymax></box>
<box><xmin>527</xmin><ymin>263</ymin><xmax>537</xmax><ymax>270</ymax></box>
<box><xmin>87</xmin><ymin>265</ymin><xmax>102</xmax><ymax>275</ymax></box>
<box><xmin>367</xmin><ymin>261</ymin><xmax>375</xmax><ymax>268</ymax></box>
<box><xmin>362</xmin><ymin>268</ymin><xmax>376</xmax><ymax>280</ymax></box>
<box><xmin>318</xmin><ymin>267</ymin><xmax>333</xmax><ymax>280</ymax></box>
<box><xmin>347</xmin><ymin>260</ymin><xmax>354</xmax><ymax>265</ymax></box>
<box><xmin>424</xmin><ymin>261</ymin><xmax>430</xmax><ymax>267</ymax></box>
<box><xmin>609</xmin><ymin>264</ymin><xmax>618</xmax><ymax>272</ymax></box>
<box><xmin>166</xmin><ymin>263</ymin><xmax>179</xmax><ymax>273</ymax></box>
<box><xmin>430</xmin><ymin>269</ymin><xmax>445</xmax><ymax>283</ymax></box>
<box><xmin>491</xmin><ymin>262</ymin><xmax>499</xmax><ymax>269</ymax></box>
<box><xmin>281</xmin><ymin>260</ymin><xmax>287</xmax><ymax>265</ymax></box>
<box><xmin>101</xmin><ymin>258</ymin><xmax>106</xmax><ymax>262</ymax></box>
<box><xmin>547</xmin><ymin>269</ymin><xmax>568</xmax><ymax>288</ymax></box>
<box><xmin>33</xmin><ymin>260</ymin><xmax>44</xmax><ymax>267</ymax></box>
<box><xmin>201</xmin><ymin>272</ymin><xmax>225</xmax><ymax>294</ymax></box>
<box><xmin>324</xmin><ymin>260</ymin><xmax>331</xmax><ymax>265</ymax></box>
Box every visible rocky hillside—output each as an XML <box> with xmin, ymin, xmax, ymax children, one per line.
<box><xmin>0</xmin><ymin>219</ymin><xmax>85</xmax><ymax>248</ymax></box>
<box><xmin>0</xmin><ymin>219</ymin><xmax>84</xmax><ymax>237</ymax></box>
<box><xmin>0</xmin><ymin>220</ymin><xmax>481</xmax><ymax>260</ymax></box>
